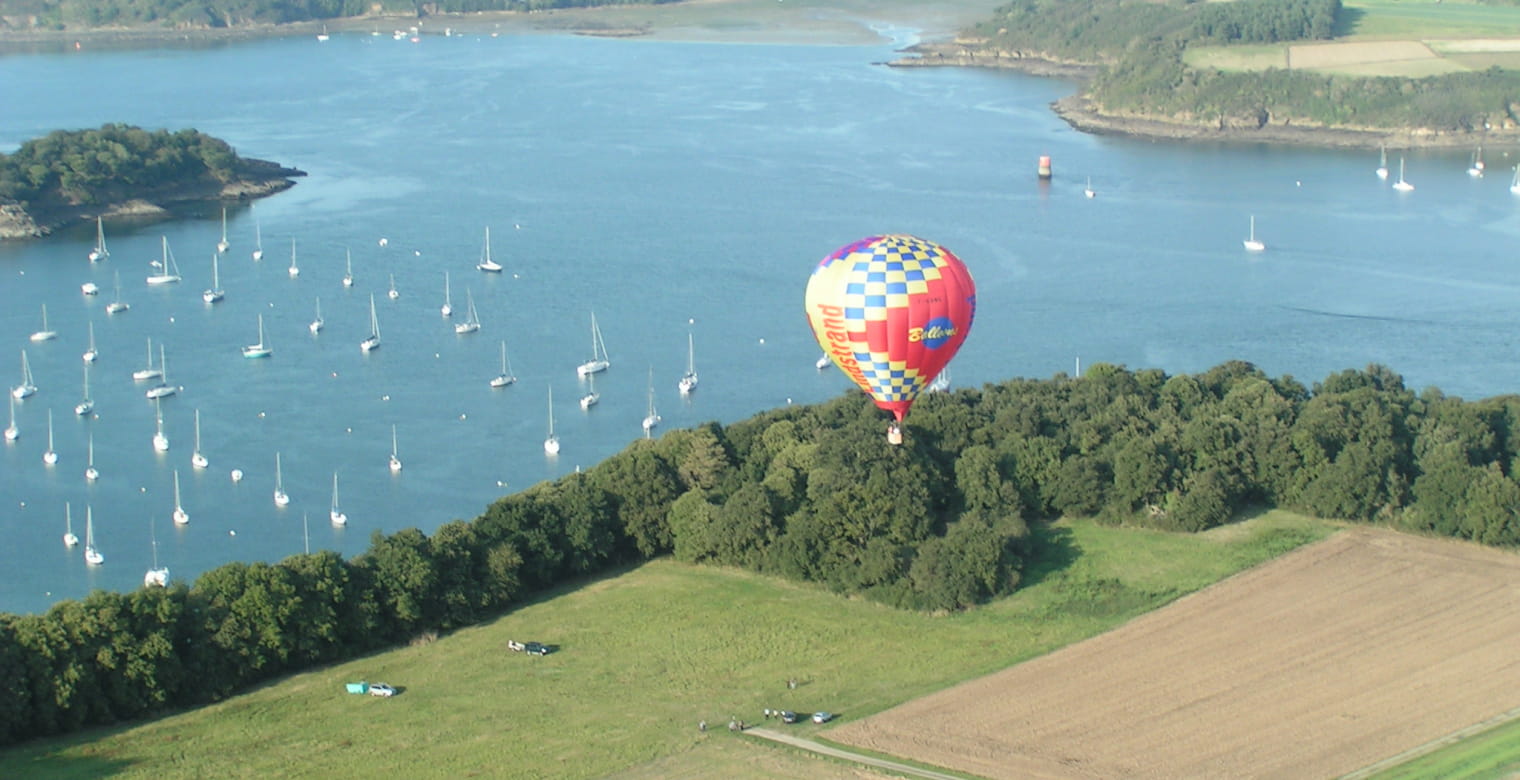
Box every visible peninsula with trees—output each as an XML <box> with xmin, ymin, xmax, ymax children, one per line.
<box><xmin>894</xmin><ymin>0</ymin><xmax>1520</xmax><ymax>148</ymax></box>
<box><xmin>0</xmin><ymin>124</ymin><xmax>303</xmax><ymax>239</ymax></box>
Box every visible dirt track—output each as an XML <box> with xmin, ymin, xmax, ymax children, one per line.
<box><xmin>828</xmin><ymin>528</ymin><xmax>1520</xmax><ymax>779</ymax></box>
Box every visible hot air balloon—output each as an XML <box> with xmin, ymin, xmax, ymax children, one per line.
<box><xmin>805</xmin><ymin>234</ymin><xmax>976</xmax><ymax>443</ymax></box>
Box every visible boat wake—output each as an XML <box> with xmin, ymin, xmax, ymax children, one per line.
<box><xmin>1277</xmin><ymin>305</ymin><xmax>1441</xmax><ymax>327</ymax></box>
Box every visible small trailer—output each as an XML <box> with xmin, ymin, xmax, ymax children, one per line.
<box><xmin>345</xmin><ymin>681</ymin><xmax>369</xmax><ymax>695</ymax></box>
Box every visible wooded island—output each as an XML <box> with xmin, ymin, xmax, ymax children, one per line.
<box><xmin>0</xmin><ymin>124</ymin><xmax>303</xmax><ymax>239</ymax></box>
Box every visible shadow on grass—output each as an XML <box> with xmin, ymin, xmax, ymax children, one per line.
<box><xmin>1332</xmin><ymin>7</ymin><xmax>1367</xmax><ymax>37</ymax></box>
<box><xmin>1016</xmin><ymin>522</ymin><xmax>1080</xmax><ymax>590</ymax></box>
<box><xmin>0</xmin><ymin>723</ymin><xmax>141</xmax><ymax>778</ymax></box>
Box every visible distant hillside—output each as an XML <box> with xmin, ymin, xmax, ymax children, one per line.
<box><xmin>0</xmin><ymin>0</ymin><xmax>678</xmax><ymax>31</ymax></box>
<box><xmin>0</xmin><ymin>124</ymin><xmax>303</xmax><ymax>239</ymax></box>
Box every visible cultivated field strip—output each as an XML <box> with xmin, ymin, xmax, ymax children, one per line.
<box><xmin>827</xmin><ymin>528</ymin><xmax>1520</xmax><ymax>780</ymax></box>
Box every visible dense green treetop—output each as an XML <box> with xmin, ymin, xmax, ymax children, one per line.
<box><xmin>1</xmin><ymin>359</ymin><xmax>1519</xmax><ymax>746</ymax></box>
<box><xmin>0</xmin><ymin>124</ymin><xmax>280</xmax><ymax>208</ymax></box>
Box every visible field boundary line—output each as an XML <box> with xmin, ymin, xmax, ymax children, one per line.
<box><xmin>1338</xmin><ymin>703</ymin><xmax>1520</xmax><ymax>779</ymax></box>
<box><xmin>744</xmin><ymin>727</ymin><xmax>973</xmax><ymax>780</ymax></box>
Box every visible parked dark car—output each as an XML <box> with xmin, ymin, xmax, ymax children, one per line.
<box><xmin>780</xmin><ymin>710</ymin><xmax>798</xmax><ymax>724</ymax></box>
<box><xmin>523</xmin><ymin>642</ymin><xmax>552</xmax><ymax>656</ymax></box>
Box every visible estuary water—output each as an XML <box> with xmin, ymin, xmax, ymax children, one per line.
<box><xmin>1</xmin><ymin>29</ymin><xmax>1518</xmax><ymax>613</ymax></box>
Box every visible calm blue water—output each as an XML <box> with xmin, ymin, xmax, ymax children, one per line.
<box><xmin>1</xmin><ymin>31</ymin><xmax>1518</xmax><ymax>613</ymax></box>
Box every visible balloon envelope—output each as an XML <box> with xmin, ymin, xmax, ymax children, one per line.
<box><xmin>805</xmin><ymin>234</ymin><xmax>976</xmax><ymax>421</ymax></box>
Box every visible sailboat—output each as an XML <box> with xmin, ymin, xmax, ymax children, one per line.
<box><xmin>577</xmin><ymin>312</ymin><xmax>610</xmax><ymax>376</ymax></box>
<box><xmin>273</xmin><ymin>451</ymin><xmax>290</xmax><ymax>507</ymax></box>
<box><xmin>30</xmin><ymin>304</ymin><xmax>57</xmax><ymax>341</ymax></box>
<box><xmin>580</xmin><ymin>372</ymin><xmax>599</xmax><ymax>410</ymax></box>
<box><xmin>679</xmin><ymin>331</ymin><xmax>698</xmax><ymax>394</ymax></box>
<box><xmin>144</xmin><ymin>523</ymin><xmax>168</xmax><ymax>588</ymax></box>
<box><xmin>1243</xmin><ymin>215</ymin><xmax>1265</xmax><ymax>252</ymax></box>
<box><xmin>317</xmin><ymin>23</ymin><xmax>330</xmax><ymax>42</ymax></box>
<box><xmin>1468</xmin><ymin>146</ymin><xmax>1485</xmax><ymax>177</ymax></box>
<box><xmin>288</xmin><ymin>237</ymin><xmax>300</xmax><ymax>277</ymax></box>
<box><xmin>928</xmin><ymin>367</ymin><xmax>952</xmax><ymax>393</ymax></box>
<box><xmin>388</xmin><ymin>273</ymin><xmax>399</xmax><ymax>300</ymax></box>
<box><xmin>454</xmin><ymin>288</ymin><xmax>480</xmax><ymax>334</ymax></box>
<box><xmin>1375</xmin><ymin>145</ymin><xmax>1389</xmax><ymax>180</ymax></box>
<box><xmin>642</xmin><ymin>368</ymin><xmax>660</xmax><ymax>433</ymax></box>
<box><xmin>815</xmin><ymin>353</ymin><xmax>830</xmax><ymax>370</ymax></box>
<box><xmin>42</xmin><ymin>409</ymin><xmax>57</xmax><ymax>465</ymax></box>
<box><xmin>106</xmin><ymin>271</ymin><xmax>130</xmax><ymax>314</ymax></box>
<box><xmin>1084</xmin><ymin>176</ymin><xmax>1095</xmax><ymax>199</ymax></box>
<box><xmin>145</xmin><ymin>344</ymin><xmax>177</xmax><ymax>398</ymax></box>
<box><xmin>544</xmin><ymin>386</ymin><xmax>560</xmax><ymax>455</ymax></box>
<box><xmin>361</xmin><ymin>295</ymin><xmax>382</xmax><ymax>352</ymax></box>
<box><xmin>252</xmin><ymin>208</ymin><xmax>264</xmax><ymax>261</ymax></box>
<box><xmin>133</xmin><ymin>338</ymin><xmax>162</xmax><ymax>381</ymax></box>
<box><xmin>89</xmin><ymin>216</ymin><xmax>109</xmax><ymax>262</ymax></box>
<box><xmin>172</xmin><ymin>469</ymin><xmax>189</xmax><ymax>525</ymax></box>
<box><xmin>81</xmin><ymin>278</ymin><xmax>99</xmax><ymax>296</ymax></box>
<box><xmin>191</xmin><ymin>409</ymin><xmax>208</xmax><ymax>469</ymax></box>
<box><xmin>85</xmin><ymin>432</ymin><xmax>98</xmax><ymax>481</ymax></box>
<box><xmin>203</xmin><ymin>253</ymin><xmax>225</xmax><ymax>303</ymax></box>
<box><xmin>342</xmin><ymin>248</ymin><xmax>354</xmax><ymax>287</ymax></box>
<box><xmin>242</xmin><ymin>314</ymin><xmax>273</xmax><ymax>358</ymax></box>
<box><xmin>63</xmin><ymin>502</ymin><xmax>79</xmax><ymax>547</ymax></box>
<box><xmin>1511</xmin><ymin>164</ymin><xmax>1520</xmax><ymax>196</ymax></box>
<box><xmin>83</xmin><ymin>320</ymin><xmax>99</xmax><ymax>363</ymax></box>
<box><xmin>310</xmin><ymin>297</ymin><xmax>325</xmax><ymax>334</ymax></box>
<box><xmin>4</xmin><ymin>394</ymin><xmax>17</xmax><ymax>441</ymax></box>
<box><xmin>146</xmin><ymin>236</ymin><xmax>183</xmax><ymax>285</ymax></box>
<box><xmin>329</xmin><ymin>472</ymin><xmax>347</xmax><ymax>526</ymax></box>
<box><xmin>84</xmin><ymin>506</ymin><xmax>104</xmax><ymax>566</ymax></box>
<box><xmin>12</xmin><ymin>350</ymin><xmax>37</xmax><ymax>400</ymax></box>
<box><xmin>477</xmin><ymin>226</ymin><xmax>503</xmax><ymax>272</ymax></box>
<box><xmin>217</xmin><ymin>207</ymin><xmax>230</xmax><ymax>253</ymax></box>
<box><xmin>490</xmin><ymin>340</ymin><xmax>517</xmax><ymax>388</ymax></box>
<box><xmin>75</xmin><ymin>362</ymin><xmax>94</xmax><ymax>416</ymax></box>
<box><xmin>389</xmin><ymin>424</ymin><xmax>402</xmax><ymax>472</ymax></box>
<box><xmin>152</xmin><ymin>398</ymin><xmax>169</xmax><ymax>452</ymax></box>
<box><xmin>441</xmin><ymin>272</ymin><xmax>453</xmax><ymax>317</ymax></box>
<box><xmin>1393</xmin><ymin>156</ymin><xmax>1415</xmax><ymax>192</ymax></box>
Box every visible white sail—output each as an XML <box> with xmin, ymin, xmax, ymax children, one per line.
<box><xmin>330</xmin><ymin>472</ymin><xmax>348</xmax><ymax>526</ymax></box>
<box><xmin>146</xmin><ymin>236</ymin><xmax>182</xmax><ymax>284</ymax></box>
<box><xmin>361</xmin><ymin>295</ymin><xmax>382</xmax><ymax>352</ymax></box>
<box><xmin>274</xmin><ymin>451</ymin><xmax>290</xmax><ymax>506</ymax></box>
<box><xmin>679</xmin><ymin>331</ymin><xmax>698</xmax><ymax>394</ymax></box>
<box><xmin>243</xmin><ymin>314</ymin><xmax>273</xmax><ymax>358</ymax></box>
<box><xmin>173</xmin><ymin>470</ymin><xmax>189</xmax><ymax>525</ymax></box>
<box><xmin>477</xmin><ymin>226</ymin><xmax>503</xmax><ymax>272</ymax></box>
<box><xmin>577</xmin><ymin>313</ymin><xmax>610</xmax><ymax>376</ymax></box>
<box><xmin>84</xmin><ymin>506</ymin><xmax>104</xmax><ymax>565</ymax></box>
<box><xmin>544</xmin><ymin>386</ymin><xmax>560</xmax><ymax>455</ymax></box>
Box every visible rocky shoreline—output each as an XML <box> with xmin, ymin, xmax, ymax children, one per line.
<box><xmin>0</xmin><ymin>158</ymin><xmax>303</xmax><ymax>240</ymax></box>
<box><xmin>890</xmin><ymin>43</ymin><xmax>1520</xmax><ymax>151</ymax></box>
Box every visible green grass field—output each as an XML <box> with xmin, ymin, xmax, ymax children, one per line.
<box><xmin>1338</xmin><ymin>0</ymin><xmax>1520</xmax><ymax>40</ymax></box>
<box><xmin>1367</xmin><ymin>712</ymin><xmax>1520</xmax><ymax>780</ymax></box>
<box><xmin>1188</xmin><ymin>0</ymin><xmax>1520</xmax><ymax>76</ymax></box>
<box><xmin>0</xmin><ymin>512</ymin><xmax>1331</xmax><ymax>779</ymax></box>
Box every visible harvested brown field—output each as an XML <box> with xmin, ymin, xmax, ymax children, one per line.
<box><xmin>828</xmin><ymin>528</ymin><xmax>1520</xmax><ymax>780</ymax></box>
<box><xmin>1288</xmin><ymin>40</ymin><xmax>1438</xmax><ymax>68</ymax></box>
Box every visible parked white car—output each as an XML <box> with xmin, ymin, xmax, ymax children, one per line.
<box><xmin>369</xmin><ymin>683</ymin><xmax>396</xmax><ymax>697</ymax></box>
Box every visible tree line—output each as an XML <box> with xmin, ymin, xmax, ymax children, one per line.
<box><xmin>0</xmin><ymin>0</ymin><xmax>675</xmax><ymax>30</ymax></box>
<box><xmin>964</xmin><ymin>0</ymin><xmax>1520</xmax><ymax>134</ymax></box>
<box><xmin>2</xmin><ymin>360</ymin><xmax>1519</xmax><ymax>745</ymax></box>
<box><xmin>0</xmin><ymin>124</ymin><xmax>246</xmax><ymax>208</ymax></box>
